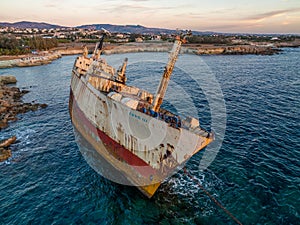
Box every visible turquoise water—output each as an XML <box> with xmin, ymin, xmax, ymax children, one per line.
<box><xmin>0</xmin><ymin>48</ymin><xmax>299</xmax><ymax>224</ymax></box>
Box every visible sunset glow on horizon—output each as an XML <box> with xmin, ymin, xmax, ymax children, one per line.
<box><xmin>1</xmin><ymin>0</ymin><xmax>300</xmax><ymax>34</ymax></box>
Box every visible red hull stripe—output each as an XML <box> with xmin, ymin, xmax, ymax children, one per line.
<box><xmin>70</xmin><ymin>89</ymin><xmax>157</xmax><ymax>177</ymax></box>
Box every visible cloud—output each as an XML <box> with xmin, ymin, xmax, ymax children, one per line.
<box><xmin>208</xmin><ymin>8</ymin><xmax>237</xmax><ymax>15</ymax></box>
<box><xmin>44</xmin><ymin>4</ymin><xmax>58</xmax><ymax>8</ymax></box>
<box><xmin>244</xmin><ymin>8</ymin><xmax>300</xmax><ymax>21</ymax></box>
<box><xmin>93</xmin><ymin>3</ymin><xmax>175</xmax><ymax>14</ymax></box>
<box><xmin>44</xmin><ymin>0</ymin><xmax>62</xmax><ymax>9</ymax></box>
<box><xmin>196</xmin><ymin>8</ymin><xmax>300</xmax><ymax>33</ymax></box>
<box><xmin>198</xmin><ymin>22</ymin><xmax>248</xmax><ymax>31</ymax></box>
<box><xmin>174</xmin><ymin>12</ymin><xmax>205</xmax><ymax>19</ymax></box>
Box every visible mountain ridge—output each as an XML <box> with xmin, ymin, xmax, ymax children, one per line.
<box><xmin>0</xmin><ymin>21</ymin><xmax>64</xmax><ymax>29</ymax></box>
<box><xmin>2</xmin><ymin>21</ymin><xmax>296</xmax><ymax>36</ymax></box>
<box><xmin>0</xmin><ymin>21</ymin><xmax>213</xmax><ymax>35</ymax></box>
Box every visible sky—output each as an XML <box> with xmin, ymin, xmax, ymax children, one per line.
<box><xmin>1</xmin><ymin>0</ymin><xmax>300</xmax><ymax>34</ymax></box>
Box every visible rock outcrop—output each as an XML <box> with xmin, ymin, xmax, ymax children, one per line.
<box><xmin>102</xmin><ymin>43</ymin><xmax>281</xmax><ymax>56</ymax></box>
<box><xmin>0</xmin><ymin>148</ymin><xmax>12</xmax><ymax>162</ymax></box>
<box><xmin>0</xmin><ymin>75</ymin><xmax>17</xmax><ymax>84</ymax></box>
<box><xmin>184</xmin><ymin>45</ymin><xmax>281</xmax><ymax>55</ymax></box>
<box><xmin>103</xmin><ymin>43</ymin><xmax>173</xmax><ymax>55</ymax></box>
<box><xmin>56</xmin><ymin>48</ymin><xmax>84</xmax><ymax>55</ymax></box>
<box><xmin>0</xmin><ymin>75</ymin><xmax>47</xmax><ymax>161</ymax></box>
<box><xmin>0</xmin><ymin>51</ymin><xmax>61</xmax><ymax>69</ymax></box>
<box><xmin>0</xmin><ymin>136</ymin><xmax>16</xmax><ymax>162</ymax></box>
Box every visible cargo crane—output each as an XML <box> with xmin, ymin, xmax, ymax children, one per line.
<box><xmin>152</xmin><ymin>34</ymin><xmax>189</xmax><ymax>112</ymax></box>
<box><xmin>92</xmin><ymin>28</ymin><xmax>111</xmax><ymax>60</ymax></box>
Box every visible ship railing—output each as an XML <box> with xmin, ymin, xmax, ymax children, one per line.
<box><xmin>136</xmin><ymin>105</ymin><xmax>182</xmax><ymax>129</ymax></box>
<box><xmin>135</xmin><ymin>104</ymin><xmax>210</xmax><ymax>135</ymax></box>
<box><xmin>107</xmin><ymin>90</ymin><xmax>208</xmax><ymax>134</ymax></box>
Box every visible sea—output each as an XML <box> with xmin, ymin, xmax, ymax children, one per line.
<box><xmin>0</xmin><ymin>48</ymin><xmax>299</xmax><ymax>225</ymax></box>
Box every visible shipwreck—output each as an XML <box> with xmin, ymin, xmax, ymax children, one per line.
<box><xmin>69</xmin><ymin>33</ymin><xmax>214</xmax><ymax>197</ymax></box>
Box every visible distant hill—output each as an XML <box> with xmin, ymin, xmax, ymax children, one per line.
<box><xmin>76</xmin><ymin>24</ymin><xmax>177</xmax><ymax>34</ymax></box>
<box><xmin>0</xmin><ymin>21</ymin><xmax>214</xmax><ymax>35</ymax></box>
<box><xmin>0</xmin><ymin>21</ymin><xmax>64</xmax><ymax>29</ymax></box>
<box><xmin>1</xmin><ymin>21</ymin><xmax>298</xmax><ymax>36</ymax></box>
<box><xmin>76</xmin><ymin>24</ymin><xmax>215</xmax><ymax>35</ymax></box>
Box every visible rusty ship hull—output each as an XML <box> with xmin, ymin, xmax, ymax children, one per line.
<box><xmin>69</xmin><ymin>35</ymin><xmax>214</xmax><ymax>198</ymax></box>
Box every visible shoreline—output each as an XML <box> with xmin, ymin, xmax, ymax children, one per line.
<box><xmin>0</xmin><ymin>42</ymin><xmax>299</xmax><ymax>69</ymax></box>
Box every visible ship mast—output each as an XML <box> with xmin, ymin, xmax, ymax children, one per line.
<box><xmin>151</xmin><ymin>35</ymin><xmax>185</xmax><ymax>112</ymax></box>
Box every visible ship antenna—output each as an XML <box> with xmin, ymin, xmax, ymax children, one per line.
<box><xmin>151</xmin><ymin>31</ymin><xmax>191</xmax><ymax>112</ymax></box>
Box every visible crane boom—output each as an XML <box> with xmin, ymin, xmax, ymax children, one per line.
<box><xmin>152</xmin><ymin>36</ymin><xmax>183</xmax><ymax>112</ymax></box>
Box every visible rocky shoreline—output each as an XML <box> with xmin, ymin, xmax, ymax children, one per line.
<box><xmin>102</xmin><ymin>43</ymin><xmax>282</xmax><ymax>55</ymax></box>
<box><xmin>0</xmin><ymin>51</ymin><xmax>61</xmax><ymax>69</ymax></box>
<box><xmin>0</xmin><ymin>75</ymin><xmax>47</xmax><ymax>162</ymax></box>
<box><xmin>189</xmin><ymin>45</ymin><xmax>281</xmax><ymax>55</ymax></box>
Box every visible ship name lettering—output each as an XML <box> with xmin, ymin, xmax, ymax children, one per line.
<box><xmin>129</xmin><ymin>112</ymin><xmax>148</xmax><ymax>123</ymax></box>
